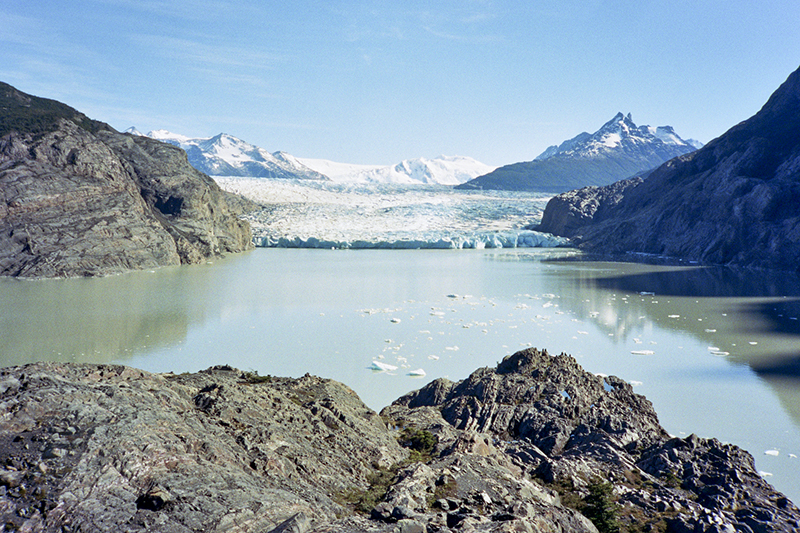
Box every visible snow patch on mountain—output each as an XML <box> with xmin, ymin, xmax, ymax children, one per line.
<box><xmin>299</xmin><ymin>155</ymin><xmax>496</xmax><ymax>185</ymax></box>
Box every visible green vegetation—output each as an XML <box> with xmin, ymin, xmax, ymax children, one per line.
<box><xmin>336</xmin><ymin>466</ymin><xmax>398</xmax><ymax>514</ymax></box>
<box><xmin>582</xmin><ymin>479</ymin><xmax>620</xmax><ymax>533</ymax></box>
<box><xmin>240</xmin><ymin>370</ymin><xmax>272</xmax><ymax>384</ymax></box>
<box><xmin>0</xmin><ymin>82</ymin><xmax>108</xmax><ymax>139</ymax></box>
<box><xmin>397</xmin><ymin>427</ymin><xmax>438</xmax><ymax>456</ymax></box>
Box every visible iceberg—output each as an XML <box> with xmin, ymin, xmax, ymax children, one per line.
<box><xmin>370</xmin><ymin>361</ymin><xmax>398</xmax><ymax>372</ymax></box>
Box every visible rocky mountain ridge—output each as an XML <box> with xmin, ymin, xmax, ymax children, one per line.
<box><xmin>1</xmin><ymin>349</ymin><xmax>797</xmax><ymax>532</ymax></box>
<box><xmin>536</xmin><ymin>65</ymin><xmax>800</xmax><ymax>271</ymax></box>
<box><xmin>456</xmin><ymin>113</ymin><xmax>700</xmax><ymax>193</ymax></box>
<box><xmin>0</xmin><ymin>83</ymin><xmax>255</xmax><ymax>278</ymax></box>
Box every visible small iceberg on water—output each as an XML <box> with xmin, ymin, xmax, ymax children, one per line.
<box><xmin>370</xmin><ymin>361</ymin><xmax>398</xmax><ymax>372</ymax></box>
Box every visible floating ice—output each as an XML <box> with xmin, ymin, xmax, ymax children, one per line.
<box><xmin>390</xmin><ymin>318</ymin><xmax>401</xmax><ymax>323</ymax></box>
<box><xmin>631</xmin><ymin>350</ymin><xmax>655</xmax><ymax>355</ymax></box>
<box><xmin>765</xmin><ymin>449</ymin><xmax>780</xmax><ymax>456</ymax></box>
<box><xmin>408</xmin><ymin>368</ymin><xmax>426</xmax><ymax>377</ymax></box>
<box><xmin>370</xmin><ymin>361</ymin><xmax>398</xmax><ymax>372</ymax></box>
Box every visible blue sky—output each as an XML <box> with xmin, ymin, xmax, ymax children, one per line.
<box><xmin>2</xmin><ymin>1</ymin><xmax>799</xmax><ymax>166</ymax></box>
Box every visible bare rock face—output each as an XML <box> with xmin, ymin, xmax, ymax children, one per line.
<box><xmin>0</xmin><ymin>364</ymin><xmax>407</xmax><ymax>532</ymax></box>
<box><xmin>537</xmin><ymin>66</ymin><xmax>800</xmax><ymax>271</ymax></box>
<box><xmin>535</xmin><ymin>176</ymin><xmax>643</xmax><ymax>238</ymax></box>
<box><xmin>1</xmin><ymin>351</ymin><xmax>798</xmax><ymax>532</ymax></box>
<box><xmin>0</xmin><ymin>82</ymin><xmax>254</xmax><ymax>278</ymax></box>
<box><xmin>384</xmin><ymin>348</ymin><xmax>800</xmax><ymax>533</ymax></box>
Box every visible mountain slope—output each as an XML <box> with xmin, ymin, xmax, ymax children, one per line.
<box><xmin>537</xmin><ymin>65</ymin><xmax>800</xmax><ymax>271</ymax></box>
<box><xmin>299</xmin><ymin>154</ymin><xmax>496</xmax><ymax>185</ymax></box>
<box><xmin>130</xmin><ymin>129</ymin><xmax>328</xmax><ymax>180</ymax></box>
<box><xmin>0</xmin><ymin>83</ymin><xmax>253</xmax><ymax>278</ymax></box>
<box><xmin>456</xmin><ymin>113</ymin><xmax>700</xmax><ymax>193</ymax></box>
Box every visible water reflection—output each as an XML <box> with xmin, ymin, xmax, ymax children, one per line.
<box><xmin>541</xmin><ymin>258</ymin><xmax>800</xmax><ymax>428</ymax></box>
<box><xmin>0</xmin><ymin>261</ymin><xmax>222</xmax><ymax>367</ymax></box>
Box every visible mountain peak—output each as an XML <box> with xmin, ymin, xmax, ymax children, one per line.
<box><xmin>536</xmin><ymin>113</ymin><xmax>699</xmax><ymax>161</ymax></box>
<box><xmin>458</xmin><ymin>113</ymin><xmax>702</xmax><ymax>193</ymax></box>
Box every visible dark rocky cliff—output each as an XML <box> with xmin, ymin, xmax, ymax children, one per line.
<box><xmin>537</xmin><ymin>66</ymin><xmax>800</xmax><ymax>271</ymax></box>
<box><xmin>0</xmin><ymin>82</ymin><xmax>255</xmax><ymax>278</ymax></box>
<box><xmin>1</xmin><ymin>350</ymin><xmax>797</xmax><ymax>532</ymax></box>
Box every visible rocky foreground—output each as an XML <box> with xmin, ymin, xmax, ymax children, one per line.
<box><xmin>0</xmin><ymin>82</ymin><xmax>255</xmax><ymax>278</ymax></box>
<box><xmin>1</xmin><ymin>349</ymin><xmax>797</xmax><ymax>532</ymax></box>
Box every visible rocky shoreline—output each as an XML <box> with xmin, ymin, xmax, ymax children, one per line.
<box><xmin>1</xmin><ymin>349</ymin><xmax>797</xmax><ymax>532</ymax></box>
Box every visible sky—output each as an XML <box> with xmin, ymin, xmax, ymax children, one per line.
<box><xmin>1</xmin><ymin>1</ymin><xmax>799</xmax><ymax>167</ymax></box>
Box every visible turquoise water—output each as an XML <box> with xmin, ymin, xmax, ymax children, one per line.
<box><xmin>2</xmin><ymin>247</ymin><xmax>799</xmax><ymax>502</ymax></box>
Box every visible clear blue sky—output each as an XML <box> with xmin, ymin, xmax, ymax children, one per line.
<box><xmin>2</xmin><ymin>1</ymin><xmax>799</xmax><ymax>167</ymax></box>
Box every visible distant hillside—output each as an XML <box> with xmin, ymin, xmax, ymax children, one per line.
<box><xmin>537</xmin><ymin>65</ymin><xmax>800</xmax><ymax>271</ymax></box>
<box><xmin>456</xmin><ymin>113</ymin><xmax>700</xmax><ymax>193</ymax></box>
<box><xmin>127</xmin><ymin>129</ymin><xmax>328</xmax><ymax>180</ymax></box>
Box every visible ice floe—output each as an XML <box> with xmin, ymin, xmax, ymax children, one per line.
<box><xmin>370</xmin><ymin>361</ymin><xmax>398</xmax><ymax>372</ymax></box>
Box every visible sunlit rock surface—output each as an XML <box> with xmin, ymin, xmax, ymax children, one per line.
<box><xmin>1</xmin><ymin>349</ymin><xmax>797</xmax><ymax>532</ymax></box>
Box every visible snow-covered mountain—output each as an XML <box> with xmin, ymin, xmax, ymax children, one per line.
<box><xmin>125</xmin><ymin>128</ymin><xmax>328</xmax><ymax>180</ymax></box>
<box><xmin>126</xmin><ymin>128</ymin><xmax>493</xmax><ymax>185</ymax></box>
<box><xmin>534</xmin><ymin>112</ymin><xmax>702</xmax><ymax>161</ymax></box>
<box><xmin>457</xmin><ymin>113</ymin><xmax>702</xmax><ymax>193</ymax></box>
<box><xmin>298</xmin><ymin>155</ymin><xmax>496</xmax><ymax>185</ymax></box>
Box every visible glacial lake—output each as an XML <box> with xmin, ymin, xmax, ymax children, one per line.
<box><xmin>2</xmin><ymin>248</ymin><xmax>800</xmax><ymax>503</ymax></box>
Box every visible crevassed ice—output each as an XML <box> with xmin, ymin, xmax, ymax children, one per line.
<box><xmin>215</xmin><ymin>177</ymin><xmax>570</xmax><ymax>250</ymax></box>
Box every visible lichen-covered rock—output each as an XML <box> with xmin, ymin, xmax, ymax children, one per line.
<box><xmin>0</xmin><ymin>364</ymin><xmax>407</xmax><ymax>532</ymax></box>
<box><xmin>1</xmin><ymin>351</ymin><xmax>798</xmax><ymax>532</ymax></box>
<box><xmin>384</xmin><ymin>348</ymin><xmax>800</xmax><ymax>532</ymax></box>
<box><xmin>0</xmin><ymin>82</ymin><xmax>254</xmax><ymax>278</ymax></box>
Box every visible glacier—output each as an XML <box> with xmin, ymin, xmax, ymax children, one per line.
<box><xmin>214</xmin><ymin>178</ymin><xmax>569</xmax><ymax>250</ymax></box>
